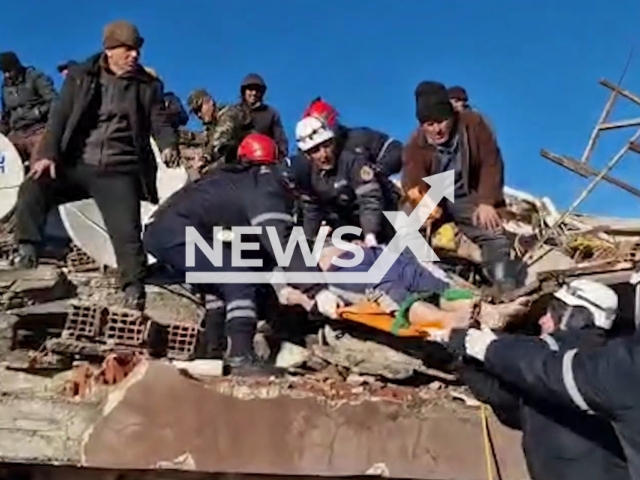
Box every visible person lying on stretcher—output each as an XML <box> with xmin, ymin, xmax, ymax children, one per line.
<box><xmin>278</xmin><ymin>244</ymin><xmax>531</xmax><ymax>333</ymax></box>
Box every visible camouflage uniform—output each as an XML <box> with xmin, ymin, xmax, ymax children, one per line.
<box><xmin>186</xmin><ymin>89</ymin><xmax>253</xmax><ymax>173</ymax></box>
<box><xmin>201</xmin><ymin>103</ymin><xmax>252</xmax><ymax>169</ymax></box>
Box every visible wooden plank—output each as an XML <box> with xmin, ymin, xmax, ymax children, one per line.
<box><xmin>600</xmin><ymin>79</ymin><xmax>640</xmax><ymax>107</ymax></box>
<box><xmin>540</xmin><ymin>149</ymin><xmax>640</xmax><ymax>198</ymax></box>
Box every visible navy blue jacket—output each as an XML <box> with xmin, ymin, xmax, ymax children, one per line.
<box><xmin>146</xmin><ymin>163</ymin><xmax>321</xmax><ymax>296</ymax></box>
<box><xmin>460</xmin><ymin>328</ymin><xmax>628</xmax><ymax>480</ymax></box>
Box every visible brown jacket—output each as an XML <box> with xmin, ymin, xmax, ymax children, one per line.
<box><xmin>401</xmin><ymin>111</ymin><xmax>504</xmax><ymax>207</ymax></box>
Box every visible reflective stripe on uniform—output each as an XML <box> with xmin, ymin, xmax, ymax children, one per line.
<box><xmin>226</xmin><ymin>309</ymin><xmax>257</xmax><ymax>320</ymax></box>
<box><xmin>375</xmin><ymin>137</ymin><xmax>395</xmax><ymax>163</ymax></box>
<box><xmin>562</xmin><ymin>349</ymin><xmax>594</xmax><ymax>414</ymax></box>
<box><xmin>355</xmin><ymin>183</ymin><xmax>381</xmax><ymax>195</ymax></box>
<box><xmin>541</xmin><ymin>334</ymin><xmax>559</xmax><ymax>351</ymax></box>
<box><xmin>204</xmin><ymin>294</ymin><xmax>225</xmax><ymax>310</ymax></box>
<box><xmin>250</xmin><ymin>212</ymin><xmax>294</xmax><ymax>226</ymax></box>
<box><xmin>227</xmin><ymin>299</ymin><xmax>255</xmax><ymax>311</ymax></box>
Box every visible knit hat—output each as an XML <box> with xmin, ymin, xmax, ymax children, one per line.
<box><xmin>103</xmin><ymin>20</ymin><xmax>144</xmax><ymax>50</ymax></box>
<box><xmin>415</xmin><ymin>82</ymin><xmax>455</xmax><ymax>123</ymax></box>
<box><xmin>415</xmin><ymin>81</ymin><xmax>447</xmax><ymax>100</ymax></box>
<box><xmin>0</xmin><ymin>52</ymin><xmax>21</xmax><ymax>73</ymax></box>
<box><xmin>448</xmin><ymin>86</ymin><xmax>468</xmax><ymax>102</ymax></box>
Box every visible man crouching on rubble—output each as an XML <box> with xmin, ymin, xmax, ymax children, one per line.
<box><xmin>143</xmin><ymin>133</ymin><xmax>342</xmax><ymax>377</ymax></box>
<box><xmin>444</xmin><ymin>280</ymin><xmax>630</xmax><ymax>480</ymax></box>
<box><xmin>402</xmin><ymin>81</ymin><xmax>524</xmax><ymax>294</ymax></box>
<box><xmin>13</xmin><ymin>20</ymin><xmax>179</xmax><ymax>310</ymax></box>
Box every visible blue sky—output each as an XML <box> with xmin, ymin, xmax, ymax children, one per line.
<box><xmin>4</xmin><ymin>0</ymin><xmax>640</xmax><ymax>217</ymax></box>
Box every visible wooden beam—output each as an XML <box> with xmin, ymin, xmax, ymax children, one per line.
<box><xmin>630</xmin><ymin>142</ymin><xmax>640</xmax><ymax>155</ymax></box>
<box><xmin>600</xmin><ymin>78</ymin><xmax>640</xmax><ymax>107</ymax></box>
<box><xmin>540</xmin><ymin>149</ymin><xmax>640</xmax><ymax>198</ymax></box>
<box><xmin>600</xmin><ymin>118</ymin><xmax>640</xmax><ymax>131</ymax></box>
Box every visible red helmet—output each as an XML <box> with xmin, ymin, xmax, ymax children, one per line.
<box><xmin>302</xmin><ymin>97</ymin><xmax>339</xmax><ymax>128</ymax></box>
<box><xmin>237</xmin><ymin>133</ymin><xmax>279</xmax><ymax>164</ymax></box>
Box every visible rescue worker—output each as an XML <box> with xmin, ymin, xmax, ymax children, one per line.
<box><xmin>238</xmin><ymin>73</ymin><xmax>288</xmax><ymax>158</ymax></box>
<box><xmin>143</xmin><ymin>133</ymin><xmax>342</xmax><ymax>376</ymax></box>
<box><xmin>293</xmin><ymin>115</ymin><xmax>398</xmax><ymax>245</ymax></box>
<box><xmin>13</xmin><ymin>20</ymin><xmax>179</xmax><ymax>310</ymax></box>
<box><xmin>455</xmin><ymin>279</ymin><xmax>629</xmax><ymax>480</ymax></box>
<box><xmin>300</xmin><ymin>97</ymin><xmax>403</xmax><ymax>177</ymax></box>
<box><xmin>442</xmin><ymin>280</ymin><xmax>640</xmax><ymax>478</ymax></box>
<box><xmin>0</xmin><ymin>51</ymin><xmax>58</xmax><ymax>168</ymax></box>
<box><xmin>56</xmin><ymin>60</ymin><xmax>78</xmax><ymax>79</ymax></box>
<box><xmin>186</xmin><ymin>88</ymin><xmax>252</xmax><ymax>170</ymax></box>
<box><xmin>403</xmin><ymin>81</ymin><xmax>523</xmax><ymax>294</ymax></box>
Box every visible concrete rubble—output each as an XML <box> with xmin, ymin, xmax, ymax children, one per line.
<box><xmin>0</xmin><ymin>181</ymin><xmax>638</xmax><ymax>479</ymax></box>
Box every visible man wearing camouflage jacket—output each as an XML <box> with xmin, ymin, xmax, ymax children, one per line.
<box><xmin>186</xmin><ymin>88</ymin><xmax>252</xmax><ymax>172</ymax></box>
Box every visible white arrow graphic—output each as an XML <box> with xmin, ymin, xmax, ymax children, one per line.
<box><xmin>186</xmin><ymin>170</ymin><xmax>455</xmax><ymax>284</ymax></box>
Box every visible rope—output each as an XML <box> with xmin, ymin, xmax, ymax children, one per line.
<box><xmin>481</xmin><ymin>404</ymin><xmax>495</xmax><ymax>480</ymax></box>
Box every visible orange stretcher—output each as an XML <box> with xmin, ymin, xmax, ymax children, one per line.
<box><xmin>336</xmin><ymin>301</ymin><xmax>447</xmax><ymax>338</ymax></box>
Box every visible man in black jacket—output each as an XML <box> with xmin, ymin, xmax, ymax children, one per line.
<box><xmin>13</xmin><ymin>20</ymin><xmax>178</xmax><ymax>310</ymax></box>
<box><xmin>239</xmin><ymin>73</ymin><xmax>288</xmax><ymax>158</ymax></box>
<box><xmin>1</xmin><ymin>51</ymin><xmax>58</xmax><ymax>168</ymax></box>
<box><xmin>457</xmin><ymin>279</ymin><xmax>628</xmax><ymax>480</ymax></box>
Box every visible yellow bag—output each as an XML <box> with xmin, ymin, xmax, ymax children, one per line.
<box><xmin>432</xmin><ymin>222</ymin><xmax>459</xmax><ymax>251</ymax></box>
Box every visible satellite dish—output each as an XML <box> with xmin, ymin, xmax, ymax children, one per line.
<box><xmin>59</xmin><ymin>137</ymin><xmax>188</xmax><ymax>267</ymax></box>
<box><xmin>0</xmin><ymin>133</ymin><xmax>25</xmax><ymax>222</ymax></box>
<box><xmin>59</xmin><ymin>198</ymin><xmax>158</xmax><ymax>268</ymax></box>
<box><xmin>151</xmin><ymin>137</ymin><xmax>188</xmax><ymax>203</ymax></box>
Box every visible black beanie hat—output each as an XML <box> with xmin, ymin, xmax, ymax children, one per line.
<box><xmin>415</xmin><ymin>82</ymin><xmax>455</xmax><ymax>123</ymax></box>
<box><xmin>415</xmin><ymin>80</ymin><xmax>447</xmax><ymax>99</ymax></box>
<box><xmin>0</xmin><ymin>51</ymin><xmax>21</xmax><ymax>73</ymax></box>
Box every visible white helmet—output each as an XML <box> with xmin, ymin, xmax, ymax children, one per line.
<box><xmin>295</xmin><ymin>116</ymin><xmax>335</xmax><ymax>152</ymax></box>
<box><xmin>553</xmin><ymin>279</ymin><xmax>618</xmax><ymax>330</ymax></box>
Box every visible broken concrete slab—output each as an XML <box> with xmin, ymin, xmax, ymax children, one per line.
<box><xmin>82</xmin><ymin>361</ymin><xmax>528</xmax><ymax>480</ymax></box>
<box><xmin>0</xmin><ymin>266</ymin><xmax>76</xmax><ymax>309</ymax></box>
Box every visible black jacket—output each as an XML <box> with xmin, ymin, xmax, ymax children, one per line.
<box><xmin>460</xmin><ymin>329</ymin><xmax>628</xmax><ymax>480</ymax></box>
<box><xmin>40</xmin><ymin>53</ymin><xmax>177</xmax><ymax>204</ymax></box>
<box><xmin>337</xmin><ymin>125</ymin><xmax>403</xmax><ymax>177</ymax></box>
<box><xmin>479</xmin><ymin>329</ymin><xmax>640</xmax><ymax>479</ymax></box>
<box><xmin>1</xmin><ymin>66</ymin><xmax>58</xmax><ymax>133</ymax></box>
<box><xmin>146</xmin><ymin>163</ymin><xmax>322</xmax><ymax>296</ymax></box>
<box><xmin>243</xmin><ymin>103</ymin><xmax>288</xmax><ymax>158</ymax></box>
<box><xmin>164</xmin><ymin>92</ymin><xmax>188</xmax><ymax>130</ymax></box>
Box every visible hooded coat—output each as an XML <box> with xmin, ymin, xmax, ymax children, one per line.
<box><xmin>239</xmin><ymin>73</ymin><xmax>288</xmax><ymax>158</ymax></box>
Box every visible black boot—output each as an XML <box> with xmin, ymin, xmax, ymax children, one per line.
<box><xmin>485</xmin><ymin>259</ymin><xmax>524</xmax><ymax>296</ymax></box>
<box><xmin>13</xmin><ymin>243</ymin><xmax>38</xmax><ymax>270</ymax></box>
<box><xmin>225</xmin><ymin>352</ymin><xmax>285</xmax><ymax>377</ymax></box>
<box><xmin>123</xmin><ymin>283</ymin><xmax>146</xmax><ymax>311</ymax></box>
<box><xmin>197</xmin><ymin>306</ymin><xmax>227</xmax><ymax>359</ymax></box>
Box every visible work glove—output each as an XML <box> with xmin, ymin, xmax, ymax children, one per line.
<box><xmin>364</xmin><ymin>233</ymin><xmax>378</xmax><ymax>248</ymax></box>
<box><xmin>464</xmin><ymin>327</ymin><xmax>498</xmax><ymax>362</ymax></box>
<box><xmin>314</xmin><ymin>289</ymin><xmax>344</xmax><ymax>319</ymax></box>
<box><xmin>161</xmin><ymin>147</ymin><xmax>180</xmax><ymax>168</ymax></box>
